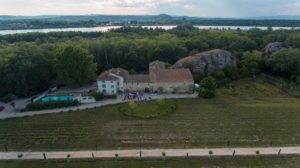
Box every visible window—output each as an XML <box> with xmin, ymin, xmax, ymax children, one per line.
<box><xmin>111</xmin><ymin>81</ymin><xmax>114</xmax><ymax>83</ymax></box>
<box><xmin>102</xmin><ymin>84</ymin><xmax>106</xmax><ymax>88</ymax></box>
<box><xmin>111</xmin><ymin>85</ymin><xmax>115</xmax><ymax>88</ymax></box>
<box><xmin>103</xmin><ymin>89</ymin><xmax>107</xmax><ymax>93</ymax></box>
<box><xmin>112</xmin><ymin>90</ymin><xmax>115</xmax><ymax>94</ymax></box>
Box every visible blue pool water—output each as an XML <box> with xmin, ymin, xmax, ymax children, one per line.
<box><xmin>41</xmin><ymin>95</ymin><xmax>74</xmax><ymax>103</ymax></box>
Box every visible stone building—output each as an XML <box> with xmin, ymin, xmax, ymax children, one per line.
<box><xmin>97</xmin><ymin>61</ymin><xmax>194</xmax><ymax>95</ymax></box>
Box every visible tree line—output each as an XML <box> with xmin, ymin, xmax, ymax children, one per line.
<box><xmin>0</xmin><ymin>27</ymin><xmax>300</xmax><ymax>99</ymax></box>
<box><xmin>1</xmin><ymin>16</ymin><xmax>300</xmax><ymax>30</ymax></box>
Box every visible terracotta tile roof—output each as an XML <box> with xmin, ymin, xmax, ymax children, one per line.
<box><xmin>125</xmin><ymin>75</ymin><xmax>150</xmax><ymax>83</ymax></box>
<box><xmin>110</xmin><ymin>68</ymin><xmax>129</xmax><ymax>77</ymax></box>
<box><xmin>150</xmin><ymin>69</ymin><xmax>194</xmax><ymax>83</ymax></box>
<box><xmin>97</xmin><ymin>71</ymin><xmax>119</xmax><ymax>81</ymax></box>
<box><xmin>98</xmin><ymin>68</ymin><xmax>129</xmax><ymax>81</ymax></box>
<box><xmin>98</xmin><ymin>62</ymin><xmax>194</xmax><ymax>84</ymax></box>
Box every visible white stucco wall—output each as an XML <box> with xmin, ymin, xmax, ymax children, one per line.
<box><xmin>98</xmin><ymin>80</ymin><xmax>117</xmax><ymax>95</ymax></box>
<box><xmin>110</xmin><ymin>74</ymin><xmax>125</xmax><ymax>92</ymax></box>
<box><xmin>79</xmin><ymin>96</ymin><xmax>96</xmax><ymax>104</ymax></box>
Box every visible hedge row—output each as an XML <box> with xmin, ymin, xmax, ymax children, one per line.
<box><xmin>23</xmin><ymin>100</ymin><xmax>79</xmax><ymax>112</ymax></box>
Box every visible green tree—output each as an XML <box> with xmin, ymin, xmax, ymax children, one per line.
<box><xmin>223</xmin><ymin>65</ymin><xmax>238</xmax><ymax>79</ymax></box>
<box><xmin>55</xmin><ymin>45</ymin><xmax>97</xmax><ymax>86</ymax></box>
<box><xmin>241</xmin><ymin>51</ymin><xmax>263</xmax><ymax>76</ymax></box>
<box><xmin>0</xmin><ymin>43</ymin><xmax>54</xmax><ymax>97</ymax></box>
<box><xmin>266</xmin><ymin>48</ymin><xmax>300</xmax><ymax>80</ymax></box>
<box><xmin>296</xmin><ymin>76</ymin><xmax>300</xmax><ymax>85</ymax></box>
<box><xmin>285</xmin><ymin>33</ymin><xmax>300</xmax><ymax>48</ymax></box>
<box><xmin>89</xmin><ymin>92</ymin><xmax>104</xmax><ymax>101</ymax></box>
<box><xmin>199</xmin><ymin>76</ymin><xmax>217</xmax><ymax>98</ymax></box>
<box><xmin>213</xmin><ymin>70</ymin><xmax>226</xmax><ymax>80</ymax></box>
<box><xmin>3</xmin><ymin>94</ymin><xmax>14</xmax><ymax>103</ymax></box>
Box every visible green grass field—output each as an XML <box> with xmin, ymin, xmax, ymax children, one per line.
<box><xmin>1</xmin><ymin>156</ymin><xmax>300</xmax><ymax>168</ymax></box>
<box><xmin>120</xmin><ymin>99</ymin><xmax>178</xmax><ymax>119</ymax></box>
<box><xmin>0</xmin><ymin>78</ymin><xmax>300</xmax><ymax>151</ymax></box>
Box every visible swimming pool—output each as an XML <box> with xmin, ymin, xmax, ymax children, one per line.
<box><xmin>41</xmin><ymin>95</ymin><xmax>74</xmax><ymax>103</ymax></box>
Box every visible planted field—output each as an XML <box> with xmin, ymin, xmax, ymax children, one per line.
<box><xmin>1</xmin><ymin>156</ymin><xmax>300</xmax><ymax>168</ymax></box>
<box><xmin>119</xmin><ymin>99</ymin><xmax>178</xmax><ymax>119</ymax></box>
<box><xmin>0</xmin><ymin>78</ymin><xmax>300</xmax><ymax>151</ymax></box>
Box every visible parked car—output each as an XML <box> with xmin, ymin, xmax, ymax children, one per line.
<box><xmin>0</xmin><ymin>106</ymin><xmax>5</xmax><ymax>112</ymax></box>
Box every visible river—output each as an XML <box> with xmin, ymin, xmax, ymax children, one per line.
<box><xmin>0</xmin><ymin>25</ymin><xmax>299</xmax><ymax>35</ymax></box>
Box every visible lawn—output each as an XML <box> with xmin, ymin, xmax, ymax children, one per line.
<box><xmin>1</xmin><ymin>156</ymin><xmax>300</xmax><ymax>168</ymax></box>
<box><xmin>0</xmin><ymin>78</ymin><xmax>300</xmax><ymax>151</ymax></box>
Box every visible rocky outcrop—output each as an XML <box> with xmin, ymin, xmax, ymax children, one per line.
<box><xmin>177</xmin><ymin>18</ymin><xmax>194</xmax><ymax>30</ymax></box>
<box><xmin>262</xmin><ymin>42</ymin><xmax>284</xmax><ymax>59</ymax></box>
<box><xmin>172</xmin><ymin>49</ymin><xmax>236</xmax><ymax>75</ymax></box>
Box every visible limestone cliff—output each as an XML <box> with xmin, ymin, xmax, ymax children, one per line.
<box><xmin>172</xmin><ymin>49</ymin><xmax>236</xmax><ymax>75</ymax></box>
<box><xmin>262</xmin><ymin>42</ymin><xmax>284</xmax><ymax>59</ymax></box>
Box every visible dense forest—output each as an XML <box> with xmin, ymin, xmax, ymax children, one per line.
<box><xmin>1</xmin><ymin>14</ymin><xmax>300</xmax><ymax>30</ymax></box>
<box><xmin>0</xmin><ymin>26</ymin><xmax>300</xmax><ymax>99</ymax></box>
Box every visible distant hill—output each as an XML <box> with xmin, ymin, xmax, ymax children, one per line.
<box><xmin>2</xmin><ymin>14</ymin><xmax>300</xmax><ymax>21</ymax></box>
<box><xmin>1</xmin><ymin>14</ymin><xmax>300</xmax><ymax>30</ymax></box>
<box><xmin>0</xmin><ymin>14</ymin><xmax>177</xmax><ymax>23</ymax></box>
<box><xmin>247</xmin><ymin>15</ymin><xmax>300</xmax><ymax>20</ymax></box>
<box><xmin>0</xmin><ymin>15</ymin><xmax>60</xmax><ymax>20</ymax></box>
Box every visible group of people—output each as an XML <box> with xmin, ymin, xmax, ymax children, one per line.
<box><xmin>123</xmin><ymin>91</ymin><xmax>152</xmax><ymax>101</ymax></box>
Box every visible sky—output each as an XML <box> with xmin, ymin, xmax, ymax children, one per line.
<box><xmin>0</xmin><ymin>0</ymin><xmax>300</xmax><ymax>17</ymax></box>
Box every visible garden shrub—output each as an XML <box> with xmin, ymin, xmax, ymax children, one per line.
<box><xmin>128</xmin><ymin>101</ymin><xmax>138</xmax><ymax>110</ymax></box>
<box><xmin>223</xmin><ymin>65</ymin><xmax>238</xmax><ymax>79</ymax></box>
<box><xmin>199</xmin><ymin>76</ymin><xmax>217</xmax><ymax>98</ymax></box>
<box><xmin>23</xmin><ymin>100</ymin><xmax>79</xmax><ymax>112</ymax></box>
<box><xmin>156</xmin><ymin>98</ymin><xmax>166</xmax><ymax>107</ymax></box>
<box><xmin>104</xmin><ymin>95</ymin><xmax>117</xmax><ymax>99</ymax></box>
<box><xmin>199</xmin><ymin>88</ymin><xmax>215</xmax><ymax>98</ymax></box>
<box><xmin>213</xmin><ymin>70</ymin><xmax>226</xmax><ymax>80</ymax></box>
<box><xmin>3</xmin><ymin>94</ymin><xmax>14</xmax><ymax>103</ymax></box>
<box><xmin>89</xmin><ymin>92</ymin><xmax>104</xmax><ymax>101</ymax></box>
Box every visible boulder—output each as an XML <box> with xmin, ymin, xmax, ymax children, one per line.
<box><xmin>172</xmin><ymin>49</ymin><xmax>236</xmax><ymax>75</ymax></box>
<box><xmin>262</xmin><ymin>42</ymin><xmax>284</xmax><ymax>59</ymax></box>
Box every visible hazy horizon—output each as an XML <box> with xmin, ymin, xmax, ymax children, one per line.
<box><xmin>0</xmin><ymin>0</ymin><xmax>300</xmax><ymax>18</ymax></box>
<box><xmin>1</xmin><ymin>13</ymin><xmax>300</xmax><ymax>19</ymax></box>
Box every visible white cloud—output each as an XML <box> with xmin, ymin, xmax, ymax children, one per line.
<box><xmin>0</xmin><ymin>0</ymin><xmax>299</xmax><ymax>17</ymax></box>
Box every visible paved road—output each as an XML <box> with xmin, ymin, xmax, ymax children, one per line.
<box><xmin>0</xmin><ymin>147</ymin><xmax>299</xmax><ymax>160</ymax></box>
<box><xmin>0</xmin><ymin>94</ymin><xmax>197</xmax><ymax>120</ymax></box>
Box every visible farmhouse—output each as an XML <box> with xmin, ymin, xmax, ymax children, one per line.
<box><xmin>97</xmin><ymin>68</ymin><xmax>128</xmax><ymax>95</ymax></box>
<box><xmin>97</xmin><ymin>61</ymin><xmax>194</xmax><ymax>95</ymax></box>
